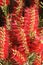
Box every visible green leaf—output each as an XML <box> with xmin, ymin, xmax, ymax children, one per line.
<box><xmin>39</xmin><ymin>16</ymin><xmax>43</xmax><ymax>28</ymax></box>
<box><xmin>0</xmin><ymin>59</ymin><xmax>12</xmax><ymax>65</ymax></box>
<box><xmin>28</xmin><ymin>53</ymin><xmax>36</xmax><ymax>65</ymax></box>
<box><xmin>1</xmin><ymin>5</ymin><xmax>8</xmax><ymax>17</ymax></box>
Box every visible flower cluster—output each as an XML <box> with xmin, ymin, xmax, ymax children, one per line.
<box><xmin>0</xmin><ymin>0</ymin><xmax>43</xmax><ymax>65</ymax></box>
<box><xmin>0</xmin><ymin>26</ymin><xmax>9</xmax><ymax>59</ymax></box>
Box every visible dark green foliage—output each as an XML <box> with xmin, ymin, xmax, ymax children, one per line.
<box><xmin>0</xmin><ymin>7</ymin><xmax>6</xmax><ymax>27</ymax></box>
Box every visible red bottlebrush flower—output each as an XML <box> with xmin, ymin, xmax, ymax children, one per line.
<box><xmin>4</xmin><ymin>28</ymin><xmax>9</xmax><ymax>59</ymax></box>
<box><xmin>24</xmin><ymin>7</ymin><xmax>31</xmax><ymax>46</ymax></box>
<box><xmin>0</xmin><ymin>26</ymin><xmax>9</xmax><ymax>59</ymax></box>
<box><xmin>24</xmin><ymin>7</ymin><xmax>31</xmax><ymax>31</ymax></box>
<box><xmin>24</xmin><ymin>5</ymin><xmax>39</xmax><ymax>53</ymax></box>
<box><xmin>24</xmin><ymin>4</ymin><xmax>39</xmax><ymax>38</ymax></box>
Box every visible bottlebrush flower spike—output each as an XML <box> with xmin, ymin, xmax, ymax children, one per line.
<box><xmin>24</xmin><ymin>4</ymin><xmax>39</xmax><ymax>38</ymax></box>
<box><xmin>30</xmin><ymin>5</ymin><xmax>39</xmax><ymax>31</ymax></box>
<box><xmin>17</xmin><ymin>27</ymin><xmax>29</xmax><ymax>55</ymax></box>
<box><xmin>0</xmin><ymin>26</ymin><xmax>9</xmax><ymax>59</ymax></box>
